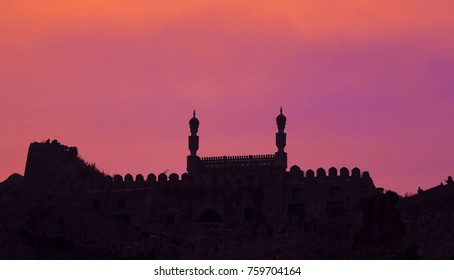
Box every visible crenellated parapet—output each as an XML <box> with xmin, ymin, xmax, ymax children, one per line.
<box><xmin>287</xmin><ymin>165</ymin><xmax>375</xmax><ymax>186</ymax></box>
<box><xmin>89</xmin><ymin>167</ymin><xmax>280</xmax><ymax>191</ymax></box>
<box><xmin>89</xmin><ymin>164</ymin><xmax>375</xmax><ymax>192</ymax></box>
<box><xmin>96</xmin><ymin>172</ymin><xmax>187</xmax><ymax>189</ymax></box>
<box><xmin>18</xmin><ymin>138</ymin><xmax>375</xmax><ymax>194</ymax></box>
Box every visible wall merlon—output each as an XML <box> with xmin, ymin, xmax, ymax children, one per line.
<box><xmin>328</xmin><ymin>167</ymin><xmax>338</xmax><ymax>177</ymax></box>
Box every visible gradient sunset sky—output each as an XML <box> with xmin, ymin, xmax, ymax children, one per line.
<box><xmin>1</xmin><ymin>1</ymin><xmax>453</xmax><ymax>194</ymax></box>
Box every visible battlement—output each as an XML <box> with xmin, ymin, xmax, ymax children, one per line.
<box><xmin>288</xmin><ymin>165</ymin><xmax>373</xmax><ymax>184</ymax></box>
<box><xmin>102</xmin><ymin>172</ymin><xmax>186</xmax><ymax>189</ymax></box>
<box><xmin>80</xmin><ymin>164</ymin><xmax>373</xmax><ymax>191</ymax></box>
<box><xmin>200</xmin><ymin>154</ymin><xmax>276</xmax><ymax>169</ymax></box>
<box><xmin>18</xmin><ymin>139</ymin><xmax>374</xmax><ymax>194</ymax></box>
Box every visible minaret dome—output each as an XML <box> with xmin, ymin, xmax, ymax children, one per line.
<box><xmin>189</xmin><ymin>110</ymin><xmax>199</xmax><ymax>135</ymax></box>
<box><xmin>276</xmin><ymin>106</ymin><xmax>286</xmax><ymax>132</ymax></box>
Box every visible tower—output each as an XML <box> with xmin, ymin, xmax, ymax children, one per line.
<box><xmin>187</xmin><ymin>110</ymin><xmax>200</xmax><ymax>173</ymax></box>
<box><xmin>275</xmin><ymin>107</ymin><xmax>287</xmax><ymax>170</ymax></box>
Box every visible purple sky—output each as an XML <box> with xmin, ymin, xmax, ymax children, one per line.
<box><xmin>1</xmin><ymin>1</ymin><xmax>453</xmax><ymax>194</ymax></box>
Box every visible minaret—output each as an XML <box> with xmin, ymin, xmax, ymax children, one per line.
<box><xmin>187</xmin><ymin>110</ymin><xmax>200</xmax><ymax>173</ymax></box>
<box><xmin>275</xmin><ymin>107</ymin><xmax>287</xmax><ymax>170</ymax></box>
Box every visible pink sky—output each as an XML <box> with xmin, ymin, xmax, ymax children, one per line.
<box><xmin>0</xmin><ymin>1</ymin><xmax>453</xmax><ymax>194</ymax></box>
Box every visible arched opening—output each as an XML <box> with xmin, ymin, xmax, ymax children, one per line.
<box><xmin>198</xmin><ymin>208</ymin><xmax>223</xmax><ymax>223</ymax></box>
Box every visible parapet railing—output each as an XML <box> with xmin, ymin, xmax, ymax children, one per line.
<box><xmin>200</xmin><ymin>154</ymin><xmax>276</xmax><ymax>168</ymax></box>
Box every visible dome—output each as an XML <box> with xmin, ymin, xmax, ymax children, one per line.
<box><xmin>276</xmin><ymin>107</ymin><xmax>286</xmax><ymax>123</ymax></box>
<box><xmin>276</xmin><ymin>107</ymin><xmax>286</xmax><ymax>131</ymax></box>
<box><xmin>189</xmin><ymin>110</ymin><xmax>199</xmax><ymax>134</ymax></box>
<box><xmin>189</xmin><ymin>110</ymin><xmax>199</xmax><ymax>126</ymax></box>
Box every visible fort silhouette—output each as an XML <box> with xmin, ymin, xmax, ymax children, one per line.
<box><xmin>0</xmin><ymin>109</ymin><xmax>453</xmax><ymax>259</ymax></box>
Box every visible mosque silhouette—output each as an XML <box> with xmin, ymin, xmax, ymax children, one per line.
<box><xmin>0</xmin><ymin>109</ymin><xmax>453</xmax><ymax>259</ymax></box>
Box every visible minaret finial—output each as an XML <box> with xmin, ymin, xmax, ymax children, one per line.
<box><xmin>193</xmin><ymin>110</ymin><xmax>196</xmax><ymax>117</ymax></box>
<box><xmin>275</xmin><ymin>106</ymin><xmax>287</xmax><ymax>170</ymax></box>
